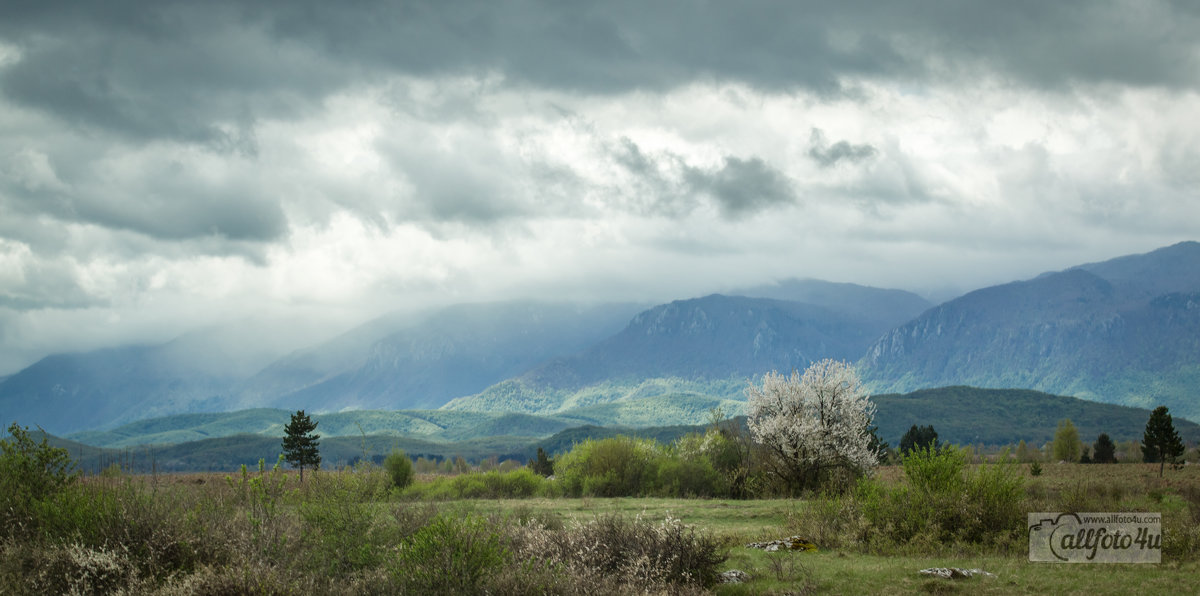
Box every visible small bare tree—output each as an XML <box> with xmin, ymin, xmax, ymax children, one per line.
<box><xmin>746</xmin><ymin>359</ymin><xmax>878</xmax><ymax>492</ymax></box>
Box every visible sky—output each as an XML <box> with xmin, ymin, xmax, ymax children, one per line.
<box><xmin>1</xmin><ymin>0</ymin><xmax>1199</xmax><ymax>374</ymax></box>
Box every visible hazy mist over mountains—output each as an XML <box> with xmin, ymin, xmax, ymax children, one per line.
<box><xmin>2</xmin><ymin>241</ymin><xmax>1198</xmax><ymax>436</ymax></box>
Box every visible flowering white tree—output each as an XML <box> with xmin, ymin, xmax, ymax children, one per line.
<box><xmin>746</xmin><ymin>359</ymin><xmax>878</xmax><ymax>490</ymax></box>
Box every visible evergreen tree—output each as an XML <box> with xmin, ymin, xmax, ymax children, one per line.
<box><xmin>1092</xmin><ymin>433</ymin><xmax>1117</xmax><ymax>464</ymax></box>
<box><xmin>1052</xmin><ymin>419</ymin><xmax>1081</xmax><ymax>462</ymax></box>
<box><xmin>528</xmin><ymin>446</ymin><xmax>555</xmax><ymax>477</ymax></box>
<box><xmin>866</xmin><ymin>424</ymin><xmax>891</xmax><ymax>464</ymax></box>
<box><xmin>899</xmin><ymin>424</ymin><xmax>938</xmax><ymax>454</ymax></box>
<box><xmin>282</xmin><ymin>410</ymin><xmax>321</xmax><ymax>481</ymax></box>
<box><xmin>1142</xmin><ymin>406</ymin><xmax>1185</xmax><ymax>477</ymax></box>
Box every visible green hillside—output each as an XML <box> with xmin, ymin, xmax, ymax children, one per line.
<box><xmin>442</xmin><ymin>376</ymin><xmax>746</xmax><ymax>416</ymax></box>
<box><xmin>554</xmin><ymin>393</ymin><xmax>745</xmax><ymax>427</ymax></box>
<box><xmin>67</xmin><ymin>408</ymin><xmax>583</xmax><ymax>448</ymax></box>
<box><xmin>871</xmin><ymin>386</ymin><xmax>1200</xmax><ymax>446</ymax></box>
<box><xmin>14</xmin><ymin>383</ymin><xmax>1200</xmax><ymax>473</ymax></box>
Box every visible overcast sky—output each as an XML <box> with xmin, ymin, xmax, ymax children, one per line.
<box><xmin>1</xmin><ymin>0</ymin><xmax>1199</xmax><ymax>374</ymax></box>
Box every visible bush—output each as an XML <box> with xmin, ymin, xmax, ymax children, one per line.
<box><xmin>655</xmin><ymin>457</ymin><xmax>723</xmax><ymax>498</ymax></box>
<box><xmin>903</xmin><ymin>445</ymin><xmax>964</xmax><ymax>494</ymax></box>
<box><xmin>856</xmin><ymin>446</ymin><xmax>1025</xmax><ymax>550</ymax></box>
<box><xmin>533</xmin><ymin>514</ymin><xmax>727</xmax><ymax>589</ymax></box>
<box><xmin>0</xmin><ymin>423</ymin><xmax>78</xmax><ymax>537</ymax></box>
<box><xmin>384</xmin><ymin>449</ymin><xmax>414</xmax><ymax>489</ymax></box>
<box><xmin>392</xmin><ymin>513</ymin><xmax>511</xmax><ymax>595</ymax></box>
<box><xmin>401</xmin><ymin>468</ymin><xmax>548</xmax><ymax>500</ymax></box>
<box><xmin>554</xmin><ymin>436</ymin><xmax>662</xmax><ymax>497</ymax></box>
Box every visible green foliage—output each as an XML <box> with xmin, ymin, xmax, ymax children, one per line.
<box><xmin>282</xmin><ymin>410</ymin><xmax>321</xmax><ymax>481</ymax></box>
<box><xmin>1092</xmin><ymin>433</ymin><xmax>1117</xmax><ymax>463</ymax></box>
<box><xmin>555</xmin><ymin>435</ymin><xmax>662</xmax><ymax>497</ymax></box>
<box><xmin>383</xmin><ymin>449</ymin><xmax>414</xmax><ymax>489</ymax></box>
<box><xmin>1029</xmin><ymin>461</ymin><xmax>1043</xmax><ymax>476</ymax></box>
<box><xmin>0</xmin><ymin>423</ymin><xmax>78</xmax><ymax>537</ymax></box>
<box><xmin>655</xmin><ymin>457</ymin><xmax>723</xmax><ymax>498</ymax></box>
<box><xmin>1015</xmin><ymin>439</ymin><xmax>1033</xmax><ymax>463</ymax></box>
<box><xmin>870</xmin><ymin>386</ymin><xmax>1200</xmax><ymax>446</ymax></box>
<box><xmin>1052</xmin><ymin>419</ymin><xmax>1082</xmax><ymax>462</ymax></box>
<box><xmin>392</xmin><ymin>513</ymin><xmax>511</xmax><ymax>595</ymax></box>
<box><xmin>898</xmin><ymin>424</ymin><xmax>938</xmax><ymax>455</ymax></box>
<box><xmin>298</xmin><ymin>466</ymin><xmax>394</xmax><ymax>576</ymax></box>
<box><xmin>403</xmin><ymin>468</ymin><xmax>549</xmax><ymax>500</ymax></box>
<box><xmin>225</xmin><ymin>456</ymin><xmax>291</xmax><ymax>556</ymax></box>
<box><xmin>1</xmin><ymin>423</ymin><xmax>78</xmax><ymax>502</ymax></box>
<box><xmin>857</xmin><ymin>445</ymin><xmax>1025</xmax><ymax>548</ymax></box>
<box><xmin>527</xmin><ymin>446</ymin><xmax>554</xmax><ymax>477</ymax></box>
<box><xmin>1143</xmin><ymin>406</ymin><xmax>1186</xmax><ymax>477</ymax></box>
<box><xmin>903</xmin><ymin>445</ymin><xmax>965</xmax><ymax>494</ymax></box>
<box><xmin>866</xmin><ymin>424</ymin><xmax>892</xmax><ymax>462</ymax></box>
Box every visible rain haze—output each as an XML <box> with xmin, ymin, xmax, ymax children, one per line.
<box><xmin>1</xmin><ymin>0</ymin><xmax>1199</xmax><ymax>374</ymax></box>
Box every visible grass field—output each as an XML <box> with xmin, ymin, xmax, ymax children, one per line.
<box><xmin>163</xmin><ymin>462</ymin><xmax>1200</xmax><ymax>594</ymax></box>
<box><xmin>6</xmin><ymin>453</ymin><xmax>1200</xmax><ymax>594</ymax></box>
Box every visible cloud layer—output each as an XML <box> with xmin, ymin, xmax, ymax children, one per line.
<box><xmin>1</xmin><ymin>1</ymin><xmax>1199</xmax><ymax>372</ymax></box>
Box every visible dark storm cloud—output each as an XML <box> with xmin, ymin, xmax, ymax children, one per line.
<box><xmin>611</xmin><ymin>139</ymin><xmax>796</xmax><ymax>218</ymax></box>
<box><xmin>1</xmin><ymin>152</ymin><xmax>289</xmax><ymax>245</ymax></box>
<box><xmin>808</xmin><ymin>128</ymin><xmax>878</xmax><ymax>168</ymax></box>
<box><xmin>0</xmin><ymin>1</ymin><xmax>348</xmax><ymax>147</ymax></box>
<box><xmin>3</xmin><ymin>1</ymin><xmax>1197</xmax><ymax>147</ymax></box>
<box><xmin>685</xmin><ymin>157</ymin><xmax>797</xmax><ymax>218</ymax></box>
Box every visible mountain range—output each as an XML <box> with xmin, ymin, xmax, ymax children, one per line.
<box><xmin>2</xmin><ymin>242</ymin><xmax>1199</xmax><ymax>439</ymax></box>
<box><xmin>861</xmin><ymin>241</ymin><xmax>1200</xmax><ymax>420</ymax></box>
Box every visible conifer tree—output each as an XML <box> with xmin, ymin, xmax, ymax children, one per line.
<box><xmin>1092</xmin><ymin>433</ymin><xmax>1117</xmax><ymax>464</ymax></box>
<box><xmin>899</xmin><ymin>424</ymin><xmax>938</xmax><ymax>455</ymax></box>
<box><xmin>1143</xmin><ymin>406</ymin><xmax>1185</xmax><ymax>477</ymax></box>
<box><xmin>282</xmin><ymin>410</ymin><xmax>321</xmax><ymax>481</ymax></box>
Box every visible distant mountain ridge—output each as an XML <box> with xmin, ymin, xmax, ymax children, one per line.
<box><xmin>733</xmin><ymin>278</ymin><xmax>932</xmax><ymax>331</ymax></box>
<box><xmin>443</xmin><ymin>289</ymin><xmax>926</xmax><ymax>414</ymax></box>
<box><xmin>243</xmin><ymin>301</ymin><xmax>645</xmax><ymax>412</ymax></box>
<box><xmin>0</xmin><ymin>301</ymin><xmax>644</xmax><ymax>434</ymax></box>
<box><xmin>526</xmin><ymin>294</ymin><xmax>878</xmax><ymax>388</ymax></box>
<box><xmin>6</xmin><ymin>244</ymin><xmax>1200</xmax><ymax>436</ymax></box>
<box><xmin>862</xmin><ymin>241</ymin><xmax>1200</xmax><ymax>420</ymax></box>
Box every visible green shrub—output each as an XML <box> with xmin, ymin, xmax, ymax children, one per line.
<box><xmin>857</xmin><ymin>446</ymin><xmax>1025</xmax><ymax>550</ymax></box>
<box><xmin>555</xmin><ymin>436</ymin><xmax>662</xmax><ymax>497</ymax></box>
<box><xmin>392</xmin><ymin>513</ymin><xmax>511</xmax><ymax>595</ymax></box>
<box><xmin>298</xmin><ymin>466</ymin><xmax>401</xmax><ymax>576</ymax></box>
<box><xmin>959</xmin><ymin>455</ymin><xmax>1025</xmax><ymax>545</ymax></box>
<box><xmin>401</xmin><ymin>468</ymin><xmax>548</xmax><ymax>500</ymax></box>
<box><xmin>384</xmin><ymin>449</ymin><xmax>414</xmax><ymax>489</ymax></box>
<box><xmin>655</xmin><ymin>457</ymin><xmax>724</xmax><ymax>498</ymax></box>
<box><xmin>0</xmin><ymin>423</ymin><xmax>78</xmax><ymax>537</ymax></box>
<box><xmin>903</xmin><ymin>445</ymin><xmax>965</xmax><ymax>494</ymax></box>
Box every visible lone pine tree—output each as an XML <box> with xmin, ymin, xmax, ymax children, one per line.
<box><xmin>282</xmin><ymin>410</ymin><xmax>321</xmax><ymax>481</ymax></box>
<box><xmin>1142</xmin><ymin>406</ymin><xmax>1185</xmax><ymax>478</ymax></box>
<box><xmin>1092</xmin><ymin>433</ymin><xmax>1117</xmax><ymax>464</ymax></box>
